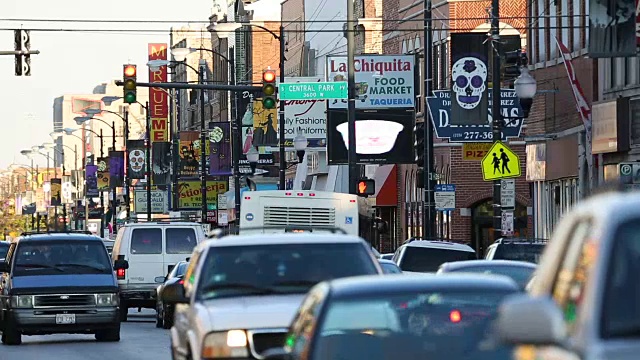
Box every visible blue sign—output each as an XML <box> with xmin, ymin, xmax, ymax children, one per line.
<box><xmin>427</xmin><ymin>89</ymin><xmax>524</xmax><ymax>142</ymax></box>
<box><xmin>245</xmin><ymin>213</ymin><xmax>254</xmax><ymax>221</ymax></box>
<box><xmin>345</xmin><ymin>216</ymin><xmax>353</xmax><ymax>225</ymax></box>
<box><xmin>435</xmin><ymin>184</ymin><xmax>456</xmax><ymax>192</ymax></box>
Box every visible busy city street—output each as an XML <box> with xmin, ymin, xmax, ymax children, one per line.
<box><xmin>1</xmin><ymin>310</ymin><xmax>170</xmax><ymax>360</ymax></box>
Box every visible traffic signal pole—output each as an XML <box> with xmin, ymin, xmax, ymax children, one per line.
<box><xmin>199</xmin><ymin>61</ymin><xmax>207</xmax><ymax>224</ymax></box>
<box><xmin>491</xmin><ymin>0</ymin><xmax>502</xmax><ymax>240</ymax></box>
<box><xmin>279</xmin><ymin>25</ymin><xmax>286</xmax><ymax>190</ymax></box>
<box><xmin>346</xmin><ymin>0</ymin><xmax>358</xmax><ymax>195</ymax></box>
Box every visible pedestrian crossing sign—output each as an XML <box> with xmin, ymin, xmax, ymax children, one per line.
<box><xmin>480</xmin><ymin>141</ymin><xmax>521</xmax><ymax>181</ymax></box>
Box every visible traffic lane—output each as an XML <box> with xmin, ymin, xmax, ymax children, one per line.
<box><xmin>0</xmin><ymin>309</ymin><xmax>171</xmax><ymax>360</ymax></box>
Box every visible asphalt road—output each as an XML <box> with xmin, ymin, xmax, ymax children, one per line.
<box><xmin>0</xmin><ymin>309</ymin><xmax>171</xmax><ymax>360</ymax></box>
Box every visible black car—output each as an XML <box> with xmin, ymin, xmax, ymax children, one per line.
<box><xmin>437</xmin><ymin>259</ymin><xmax>537</xmax><ymax>290</ymax></box>
<box><xmin>155</xmin><ymin>260</ymin><xmax>189</xmax><ymax>329</ymax></box>
<box><xmin>0</xmin><ymin>242</ymin><xmax>8</xmax><ymax>261</ymax></box>
<box><xmin>262</xmin><ymin>273</ymin><xmax>520</xmax><ymax>360</ymax></box>
<box><xmin>484</xmin><ymin>238</ymin><xmax>547</xmax><ymax>264</ymax></box>
<box><xmin>0</xmin><ymin>232</ymin><xmax>128</xmax><ymax>345</ymax></box>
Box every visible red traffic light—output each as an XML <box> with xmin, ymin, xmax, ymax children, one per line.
<box><xmin>124</xmin><ymin>65</ymin><xmax>136</xmax><ymax>77</ymax></box>
<box><xmin>262</xmin><ymin>70</ymin><xmax>276</xmax><ymax>83</ymax></box>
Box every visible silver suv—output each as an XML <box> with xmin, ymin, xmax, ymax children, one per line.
<box><xmin>161</xmin><ymin>232</ymin><xmax>383</xmax><ymax>360</ymax></box>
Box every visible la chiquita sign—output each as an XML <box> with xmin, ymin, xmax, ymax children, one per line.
<box><xmin>427</xmin><ymin>89</ymin><xmax>525</xmax><ymax>142</ymax></box>
<box><xmin>326</xmin><ymin>55</ymin><xmax>415</xmax><ymax>109</ymax></box>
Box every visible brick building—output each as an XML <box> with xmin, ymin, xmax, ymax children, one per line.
<box><xmin>380</xmin><ymin>0</ymin><xmax>532</xmax><ymax>255</ymax></box>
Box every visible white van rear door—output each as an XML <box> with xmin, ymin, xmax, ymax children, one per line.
<box><xmin>127</xmin><ymin>227</ymin><xmax>165</xmax><ymax>284</ymax></box>
<box><xmin>164</xmin><ymin>227</ymin><xmax>198</xmax><ymax>274</ymax></box>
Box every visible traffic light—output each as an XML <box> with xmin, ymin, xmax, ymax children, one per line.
<box><xmin>123</xmin><ymin>64</ymin><xmax>137</xmax><ymax>104</ymax></box>
<box><xmin>504</xmin><ymin>50</ymin><xmax>522</xmax><ymax>82</ymax></box>
<box><xmin>262</xmin><ymin>69</ymin><xmax>277</xmax><ymax>109</ymax></box>
<box><xmin>356</xmin><ymin>178</ymin><xmax>375</xmax><ymax>197</ymax></box>
<box><xmin>415</xmin><ymin>121</ymin><xmax>425</xmax><ymax>168</ymax></box>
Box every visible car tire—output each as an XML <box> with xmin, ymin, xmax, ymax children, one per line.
<box><xmin>119</xmin><ymin>301</ymin><xmax>128</xmax><ymax>322</ymax></box>
<box><xmin>162</xmin><ymin>306</ymin><xmax>173</xmax><ymax>329</ymax></box>
<box><xmin>1</xmin><ymin>321</ymin><xmax>22</xmax><ymax>346</ymax></box>
<box><xmin>155</xmin><ymin>302</ymin><xmax>163</xmax><ymax>328</ymax></box>
<box><xmin>95</xmin><ymin>324</ymin><xmax>121</xmax><ymax>342</ymax></box>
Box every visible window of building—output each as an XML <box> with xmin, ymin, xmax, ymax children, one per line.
<box><xmin>537</xmin><ymin>0</ymin><xmax>547</xmax><ymax>63</ymax></box>
<box><xmin>626</xmin><ymin>57</ymin><xmax>636</xmax><ymax>86</ymax></box>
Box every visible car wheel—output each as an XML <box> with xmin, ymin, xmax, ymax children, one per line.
<box><xmin>162</xmin><ymin>306</ymin><xmax>173</xmax><ymax>329</ymax></box>
<box><xmin>155</xmin><ymin>302</ymin><xmax>163</xmax><ymax>328</ymax></box>
<box><xmin>95</xmin><ymin>324</ymin><xmax>121</xmax><ymax>342</ymax></box>
<box><xmin>119</xmin><ymin>300</ymin><xmax>128</xmax><ymax>322</ymax></box>
<box><xmin>1</xmin><ymin>321</ymin><xmax>22</xmax><ymax>346</ymax></box>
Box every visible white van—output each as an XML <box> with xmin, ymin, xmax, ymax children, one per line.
<box><xmin>111</xmin><ymin>221</ymin><xmax>205</xmax><ymax>321</ymax></box>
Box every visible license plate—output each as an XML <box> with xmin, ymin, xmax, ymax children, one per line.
<box><xmin>55</xmin><ymin>314</ymin><xmax>76</xmax><ymax>324</ymax></box>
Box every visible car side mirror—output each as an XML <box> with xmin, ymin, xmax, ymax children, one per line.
<box><xmin>496</xmin><ymin>294</ymin><xmax>567</xmax><ymax>346</ymax></box>
<box><xmin>0</xmin><ymin>261</ymin><xmax>9</xmax><ymax>273</ymax></box>
<box><xmin>161</xmin><ymin>281</ymin><xmax>189</xmax><ymax>304</ymax></box>
<box><xmin>113</xmin><ymin>256</ymin><xmax>129</xmax><ymax>271</ymax></box>
<box><xmin>262</xmin><ymin>347</ymin><xmax>290</xmax><ymax>360</ymax></box>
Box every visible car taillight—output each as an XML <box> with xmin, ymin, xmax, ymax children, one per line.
<box><xmin>117</xmin><ymin>268</ymin><xmax>126</xmax><ymax>279</ymax></box>
<box><xmin>449</xmin><ymin>310</ymin><xmax>461</xmax><ymax>323</ymax></box>
<box><xmin>178</xmin><ymin>279</ymin><xmax>184</xmax><ymax>285</ymax></box>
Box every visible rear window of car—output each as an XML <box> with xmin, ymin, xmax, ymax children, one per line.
<box><xmin>131</xmin><ymin>228</ymin><xmax>162</xmax><ymax>254</ymax></box>
<box><xmin>400</xmin><ymin>247</ymin><xmax>476</xmax><ymax>272</ymax></box>
<box><xmin>493</xmin><ymin>244</ymin><xmax>545</xmax><ymax>263</ymax></box>
<box><xmin>166</xmin><ymin>228</ymin><xmax>198</xmax><ymax>254</ymax></box>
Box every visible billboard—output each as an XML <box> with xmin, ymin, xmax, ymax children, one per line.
<box><xmin>327</xmin><ymin>55</ymin><xmax>415</xmax><ymax>109</ymax></box>
<box><xmin>177</xmin><ymin>180</ymin><xmax>228</xmax><ymax>210</ymax></box>
<box><xmin>282</xmin><ymin>76</ymin><xmax>328</xmax><ymax>148</ymax></box>
<box><xmin>134</xmin><ymin>190</ymin><xmax>168</xmax><ymax>214</ymax></box>
<box><xmin>148</xmin><ymin>43</ymin><xmax>169</xmax><ymax>142</ymax></box>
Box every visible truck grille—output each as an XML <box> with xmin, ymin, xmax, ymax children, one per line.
<box><xmin>249</xmin><ymin>330</ymin><xmax>287</xmax><ymax>358</ymax></box>
<box><xmin>33</xmin><ymin>294</ymin><xmax>96</xmax><ymax>308</ymax></box>
<box><xmin>263</xmin><ymin>206</ymin><xmax>335</xmax><ymax>227</ymax></box>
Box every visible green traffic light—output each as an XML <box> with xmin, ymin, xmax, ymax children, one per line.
<box><xmin>124</xmin><ymin>92</ymin><xmax>136</xmax><ymax>104</ymax></box>
<box><xmin>263</xmin><ymin>97</ymin><xmax>276</xmax><ymax>109</ymax></box>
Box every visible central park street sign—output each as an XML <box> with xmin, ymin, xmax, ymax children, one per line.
<box><xmin>278</xmin><ymin>81</ymin><xmax>348</xmax><ymax>100</ymax></box>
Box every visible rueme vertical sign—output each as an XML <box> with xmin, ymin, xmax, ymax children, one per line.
<box><xmin>148</xmin><ymin>43</ymin><xmax>169</xmax><ymax>142</ymax></box>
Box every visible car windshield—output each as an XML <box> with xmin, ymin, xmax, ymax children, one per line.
<box><xmin>380</xmin><ymin>262</ymin><xmax>402</xmax><ymax>274</ymax></box>
<box><xmin>313</xmin><ymin>290</ymin><xmax>515</xmax><ymax>360</ymax></box>
<box><xmin>13</xmin><ymin>241</ymin><xmax>112</xmax><ymax>275</ymax></box>
<box><xmin>196</xmin><ymin>243</ymin><xmax>378</xmax><ymax>300</ymax></box>
<box><xmin>401</xmin><ymin>247</ymin><xmax>476</xmax><ymax>272</ymax></box>
<box><xmin>0</xmin><ymin>243</ymin><xmax>8</xmax><ymax>259</ymax></box>
<box><xmin>444</xmin><ymin>265</ymin><xmax>535</xmax><ymax>289</ymax></box>
<box><xmin>493</xmin><ymin>243</ymin><xmax>545</xmax><ymax>263</ymax></box>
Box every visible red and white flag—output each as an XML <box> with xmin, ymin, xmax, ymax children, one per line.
<box><xmin>554</xmin><ymin>37</ymin><xmax>592</xmax><ymax>143</ymax></box>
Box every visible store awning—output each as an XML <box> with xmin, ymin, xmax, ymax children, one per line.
<box><xmin>373</xmin><ymin>165</ymin><xmax>397</xmax><ymax>206</ymax></box>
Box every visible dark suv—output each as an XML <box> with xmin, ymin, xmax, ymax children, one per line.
<box><xmin>0</xmin><ymin>232</ymin><xmax>129</xmax><ymax>345</ymax></box>
<box><xmin>484</xmin><ymin>238</ymin><xmax>547</xmax><ymax>264</ymax></box>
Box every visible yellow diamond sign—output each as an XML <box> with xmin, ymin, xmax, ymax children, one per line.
<box><xmin>481</xmin><ymin>141</ymin><xmax>521</xmax><ymax>181</ymax></box>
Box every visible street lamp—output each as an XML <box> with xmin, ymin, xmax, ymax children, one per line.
<box><xmin>514</xmin><ymin>67</ymin><xmax>537</xmax><ymax>118</ymax></box>
<box><xmin>293</xmin><ymin>134</ymin><xmax>307</xmax><ymax>164</ymax></box>
<box><xmin>101</xmin><ymin>96</ymin><xmax>120</xmax><ymax>106</ymax></box>
<box><xmin>246</xmin><ymin>147</ymin><xmax>259</xmax><ymax>175</ymax></box>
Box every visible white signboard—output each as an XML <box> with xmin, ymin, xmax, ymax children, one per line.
<box><xmin>501</xmin><ymin>211</ymin><xmax>514</xmax><ymax>236</ymax></box>
<box><xmin>326</xmin><ymin>55</ymin><xmax>415</xmax><ymax>109</ymax></box>
<box><xmin>434</xmin><ymin>184</ymin><xmax>456</xmax><ymax>211</ymax></box>
<box><xmin>500</xmin><ymin>179</ymin><xmax>516</xmax><ymax>208</ymax></box>
<box><xmin>218</xmin><ymin>211</ymin><xmax>229</xmax><ymax>226</ymax></box>
<box><xmin>282</xmin><ymin>76</ymin><xmax>328</xmax><ymax>148</ymax></box>
<box><xmin>134</xmin><ymin>190</ymin><xmax>168</xmax><ymax>214</ymax></box>
<box><xmin>218</xmin><ymin>194</ymin><xmax>228</xmax><ymax>210</ymax></box>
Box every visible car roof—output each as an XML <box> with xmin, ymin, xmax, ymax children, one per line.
<box><xmin>328</xmin><ymin>273</ymin><xmax>519</xmax><ymax>298</ymax></box>
<box><xmin>492</xmin><ymin>238</ymin><xmax>547</xmax><ymax>245</ymax></box>
<box><xmin>16</xmin><ymin>233</ymin><xmax>104</xmax><ymax>242</ymax></box>
<box><xmin>404</xmin><ymin>240</ymin><xmax>475</xmax><ymax>252</ymax></box>
<box><xmin>440</xmin><ymin>259</ymin><xmax>537</xmax><ymax>270</ymax></box>
<box><xmin>199</xmin><ymin>233</ymin><xmax>368</xmax><ymax>249</ymax></box>
<box><xmin>123</xmin><ymin>222</ymin><xmax>202</xmax><ymax>228</ymax></box>
<box><xmin>378</xmin><ymin>259</ymin><xmax>399</xmax><ymax>265</ymax></box>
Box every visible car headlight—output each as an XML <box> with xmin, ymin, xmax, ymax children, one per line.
<box><xmin>10</xmin><ymin>295</ymin><xmax>33</xmax><ymax>308</ymax></box>
<box><xmin>202</xmin><ymin>330</ymin><xmax>249</xmax><ymax>359</ymax></box>
<box><xmin>96</xmin><ymin>293</ymin><xmax>118</xmax><ymax>307</ymax></box>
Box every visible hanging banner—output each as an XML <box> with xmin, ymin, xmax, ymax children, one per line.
<box><xmin>152</xmin><ymin>142</ymin><xmax>171</xmax><ymax>185</ymax></box>
<box><xmin>252</xmin><ymin>101</ymin><xmax>279</xmax><ymax>146</ymax></box>
<box><xmin>327</xmin><ymin>54</ymin><xmax>415</xmax><ymax>109</ymax></box>
<box><xmin>50</xmin><ymin>178</ymin><xmax>62</xmax><ymax>206</ymax></box>
<box><xmin>209</xmin><ymin>122</ymin><xmax>232</xmax><ymax>176</ymax></box>
<box><xmin>178</xmin><ymin>180</ymin><xmax>228</xmax><ymax>210</ymax></box>
<box><xmin>109</xmin><ymin>151</ymin><xmax>125</xmax><ymax>188</ymax></box>
<box><xmin>96</xmin><ymin>157</ymin><xmax>110</xmax><ymax>190</ymax></box>
<box><xmin>179</xmin><ymin>131</ymin><xmax>201</xmax><ymax>177</ymax></box>
<box><xmin>449</xmin><ymin>33</ymin><xmax>489</xmax><ymax>126</ymax></box>
<box><xmin>127</xmin><ymin>139</ymin><xmax>146</xmax><ymax>179</ymax></box>
<box><xmin>148</xmin><ymin>43</ymin><xmax>169</xmax><ymax>142</ymax></box>
<box><xmin>589</xmin><ymin>0</ymin><xmax>636</xmax><ymax>57</ymax></box>
<box><xmin>85</xmin><ymin>165</ymin><xmax>99</xmax><ymax>197</ymax></box>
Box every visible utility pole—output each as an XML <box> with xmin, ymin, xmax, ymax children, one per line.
<box><xmin>146</xmin><ymin>101</ymin><xmax>152</xmax><ymax>221</ymax></box>
<box><xmin>199</xmin><ymin>60</ymin><xmax>208</xmax><ymax>224</ymax></box>
<box><xmin>230</xmin><ymin>48</ymin><xmax>242</xmax><ymax>233</ymax></box>
<box><xmin>278</xmin><ymin>25</ymin><xmax>287</xmax><ymax>190</ymax></box>
<box><xmin>491</xmin><ymin>0</ymin><xmax>502</xmax><ymax>240</ymax></box>
<box><xmin>124</xmin><ymin>109</ymin><xmax>130</xmax><ymax>221</ymax></box>
<box><xmin>111</xmin><ymin>121</ymin><xmax>117</xmax><ymax>234</ymax></box>
<box><xmin>346</xmin><ymin>0</ymin><xmax>358</xmax><ymax>195</ymax></box>
<box><xmin>171</xmin><ymin>89</ymin><xmax>180</xmax><ymax>212</ymax></box>
<box><xmin>423</xmin><ymin>0</ymin><xmax>436</xmax><ymax>238</ymax></box>
<box><xmin>99</xmin><ymin>128</ymin><xmax>104</xmax><ymax>238</ymax></box>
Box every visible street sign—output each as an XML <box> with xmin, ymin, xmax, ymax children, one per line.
<box><xmin>134</xmin><ymin>190</ymin><xmax>168</xmax><ymax>214</ymax></box>
<box><xmin>462</xmin><ymin>143</ymin><xmax>493</xmax><ymax>160</ymax></box>
<box><xmin>619</xmin><ymin>162</ymin><xmax>640</xmax><ymax>184</ymax></box>
<box><xmin>279</xmin><ymin>81</ymin><xmax>348</xmax><ymax>100</ymax></box>
<box><xmin>481</xmin><ymin>141</ymin><xmax>522</xmax><ymax>181</ymax></box>
<box><xmin>434</xmin><ymin>184</ymin><xmax>456</xmax><ymax>211</ymax></box>
<box><xmin>500</xmin><ymin>179</ymin><xmax>516</xmax><ymax>209</ymax></box>
<box><xmin>501</xmin><ymin>211</ymin><xmax>514</xmax><ymax>236</ymax></box>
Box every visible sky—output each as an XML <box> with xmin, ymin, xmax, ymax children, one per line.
<box><xmin>0</xmin><ymin>0</ymin><xmax>212</xmax><ymax>169</ymax></box>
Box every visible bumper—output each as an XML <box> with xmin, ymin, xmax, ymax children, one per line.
<box><xmin>119</xmin><ymin>284</ymin><xmax>157</xmax><ymax>301</ymax></box>
<box><xmin>7</xmin><ymin>307</ymin><xmax>119</xmax><ymax>335</ymax></box>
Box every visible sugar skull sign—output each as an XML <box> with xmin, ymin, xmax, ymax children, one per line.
<box><xmin>129</xmin><ymin>149</ymin><xmax>145</xmax><ymax>173</ymax></box>
<box><xmin>451</xmin><ymin>57</ymin><xmax>487</xmax><ymax>110</ymax></box>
